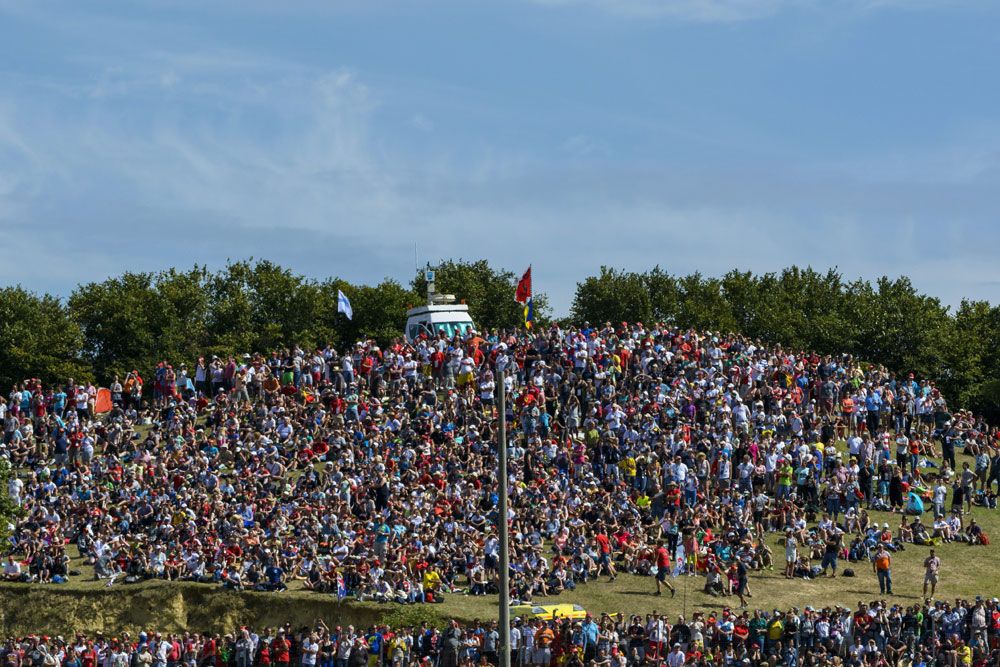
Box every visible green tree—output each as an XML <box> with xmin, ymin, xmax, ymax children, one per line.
<box><xmin>945</xmin><ymin>300</ymin><xmax>1000</xmax><ymax>420</ymax></box>
<box><xmin>206</xmin><ymin>260</ymin><xmax>336</xmax><ymax>355</ymax></box>
<box><xmin>152</xmin><ymin>267</ymin><xmax>212</xmax><ymax>362</ymax></box>
<box><xmin>0</xmin><ymin>287</ymin><xmax>89</xmax><ymax>390</ymax></box>
<box><xmin>857</xmin><ymin>276</ymin><xmax>952</xmax><ymax>379</ymax></box>
<box><xmin>69</xmin><ymin>269</ymin><xmax>212</xmax><ymax>381</ymax></box>
<box><xmin>205</xmin><ymin>262</ymin><xmax>256</xmax><ymax>355</ymax></box>
<box><xmin>719</xmin><ymin>269</ymin><xmax>764</xmax><ymax>339</ymax></box>
<box><xmin>643</xmin><ymin>266</ymin><xmax>681</xmax><ymax>323</ymax></box>
<box><xmin>571</xmin><ymin>266</ymin><xmax>652</xmax><ymax>325</ymax></box>
<box><xmin>674</xmin><ymin>272</ymin><xmax>736</xmax><ymax>332</ymax></box>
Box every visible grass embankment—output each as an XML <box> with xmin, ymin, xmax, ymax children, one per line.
<box><xmin>4</xmin><ymin>441</ymin><xmax>996</xmax><ymax>635</ymax></box>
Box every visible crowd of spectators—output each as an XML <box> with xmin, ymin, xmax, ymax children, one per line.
<box><xmin>1</xmin><ymin>322</ymin><xmax>998</xmax><ymax>603</ymax></box>
<box><xmin>3</xmin><ymin>595</ymin><xmax>1000</xmax><ymax>667</ymax></box>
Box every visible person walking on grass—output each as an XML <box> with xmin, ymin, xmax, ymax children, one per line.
<box><xmin>873</xmin><ymin>544</ymin><xmax>893</xmax><ymax>595</ymax></box>
<box><xmin>654</xmin><ymin>540</ymin><xmax>676</xmax><ymax>597</ymax></box>
<box><xmin>594</xmin><ymin>524</ymin><xmax>616</xmax><ymax>582</ymax></box>
<box><xmin>923</xmin><ymin>549</ymin><xmax>941</xmax><ymax>598</ymax></box>
<box><xmin>734</xmin><ymin>559</ymin><xmax>750</xmax><ymax>609</ymax></box>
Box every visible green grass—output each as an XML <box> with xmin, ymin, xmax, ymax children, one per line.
<box><xmin>432</xmin><ymin>443</ymin><xmax>1000</xmax><ymax>620</ymax></box>
<box><xmin>4</xmin><ymin>432</ymin><xmax>996</xmax><ymax>634</ymax></box>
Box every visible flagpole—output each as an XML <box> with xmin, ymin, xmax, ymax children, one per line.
<box><xmin>498</xmin><ymin>365</ymin><xmax>511</xmax><ymax>667</ymax></box>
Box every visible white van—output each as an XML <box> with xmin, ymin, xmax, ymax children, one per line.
<box><xmin>404</xmin><ymin>303</ymin><xmax>476</xmax><ymax>341</ymax></box>
<box><xmin>404</xmin><ymin>269</ymin><xmax>477</xmax><ymax>342</ymax></box>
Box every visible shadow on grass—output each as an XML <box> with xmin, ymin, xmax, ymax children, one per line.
<box><xmin>620</xmin><ymin>589</ymin><xmax>682</xmax><ymax>597</ymax></box>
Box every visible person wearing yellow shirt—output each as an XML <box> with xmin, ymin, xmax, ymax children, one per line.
<box><xmin>955</xmin><ymin>641</ymin><xmax>971</xmax><ymax>666</ymax></box>
<box><xmin>422</xmin><ymin>569</ymin><xmax>441</xmax><ymax>600</ymax></box>
<box><xmin>390</xmin><ymin>636</ymin><xmax>409</xmax><ymax>666</ymax></box>
<box><xmin>766</xmin><ymin>615</ymin><xmax>784</xmax><ymax>644</ymax></box>
<box><xmin>635</xmin><ymin>493</ymin><xmax>651</xmax><ymax>510</ymax></box>
<box><xmin>620</xmin><ymin>455</ymin><xmax>637</xmax><ymax>485</ymax></box>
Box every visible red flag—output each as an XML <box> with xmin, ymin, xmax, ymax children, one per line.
<box><xmin>515</xmin><ymin>266</ymin><xmax>532</xmax><ymax>304</ymax></box>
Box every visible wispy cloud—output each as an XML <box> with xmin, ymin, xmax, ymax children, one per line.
<box><xmin>529</xmin><ymin>0</ymin><xmax>798</xmax><ymax>21</ymax></box>
<box><xmin>528</xmin><ymin>0</ymin><xmax>957</xmax><ymax>22</ymax></box>
<box><xmin>2</xmin><ymin>43</ymin><xmax>999</xmax><ymax>310</ymax></box>
<box><xmin>0</xmin><ymin>0</ymin><xmax>997</xmax><ymax>314</ymax></box>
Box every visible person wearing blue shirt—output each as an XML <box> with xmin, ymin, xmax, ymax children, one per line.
<box><xmin>265</xmin><ymin>563</ymin><xmax>286</xmax><ymax>591</ymax></box>
<box><xmin>366</xmin><ymin>630</ymin><xmax>383</xmax><ymax>664</ymax></box>
<box><xmin>866</xmin><ymin>391</ymin><xmax>883</xmax><ymax>435</ymax></box>
<box><xmin>374</xmin><ymin>521</ymin><xmax>392</xmax><ymax>557</ymax></box>
<box><xmin>581</xmin><ymin>617</ymin><xmax>599</xmax><ymax>662</ymax></box>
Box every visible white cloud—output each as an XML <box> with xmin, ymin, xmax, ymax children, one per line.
<box><xmin>410</xmin><ymin>114</ymin><xmax>434</xmax><ymax>132</ymax></box>
<box><xmin>530</xmin><ymin>0</ymin><xmax>798</xmax><ymax>21</ymax></box>
<box><xmin>0</xmin><ymin>8</ymin><xmax>997</xmax><ymax>314</ymax></box>
<box><xmin>528</xmin><ymin>0</ymin><xmax>956</xmax><ymax>22</ymax></box>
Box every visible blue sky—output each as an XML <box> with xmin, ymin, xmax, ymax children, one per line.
<box><xmin>1</xmin><ymin>0</ymin><xmax>998</xmax><ymax>314</ymax></box>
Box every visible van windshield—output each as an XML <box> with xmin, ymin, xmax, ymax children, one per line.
<box><xmin>433</xmin><ymin>322</ymin><xmax>455</xmax><ymax>338</ymax></box>
<box><xmin>433</xmin><ymin>321</ymin><xmax>473</xmax><ymax>338</ymax></box>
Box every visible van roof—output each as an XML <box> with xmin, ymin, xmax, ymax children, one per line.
<box><xmin>405</xmin><ymin>304</ymin><xmax>471</xmax><ymax>317</ymax></box>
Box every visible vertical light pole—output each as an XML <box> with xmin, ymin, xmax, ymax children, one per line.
<box><xmin>497</xmin><ymin>366</ymin><xmax>511</xmax><ymax>667</ymax></box>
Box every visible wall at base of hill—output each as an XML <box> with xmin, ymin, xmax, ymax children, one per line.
<box><xmin>0</xmin><ymin>581</ymin><xmax>390</xmax><ymax>635</ymax></box>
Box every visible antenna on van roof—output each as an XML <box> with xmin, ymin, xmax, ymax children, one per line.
<box><xmin>425</xmin><ymin>268</ymin><xmax>436</xmax><ymax>303</ymax></box>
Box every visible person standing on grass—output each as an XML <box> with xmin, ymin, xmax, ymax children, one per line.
<box><xmin>594</xmin><ymin>525</ymin><xmax>616</xmax><ymax>582</ymax></box>
<box><xmin>734</xmin><ymin>558</ymin><xmax>749</xmax><ymax>609</ymax></box>
<box><xmin>873</xmin><ymin>544</ymin><xmax>893</xmax><ymax>595</ymax></box>
<box><xmin>784</xmin><ymin>529</ymin><xmax>798</xmax><ymax>579</ymax></box>
<box><xmin>821</xmin><ymin>532</ymin><xmax>841</xmax><ymax>578</ymax></box>
<box><xmin>653</xmin><ymin>540</ymin><xmax>675</xmax><ymax>597</ymax></box>
<box><xmin>923</xmin><ymin>549</ymin><xmax>941</xmax><ymax>598</ymax></box>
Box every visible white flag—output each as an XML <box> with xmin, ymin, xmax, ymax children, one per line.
<box><xmin>672</xmin><ymin>544</ymin><xmax>686</xmax><ymax>578</ymax></box>
<box><xmin>337</xmin><ymin>289</ymin><xmax>353</xmax><ymax>320</ymax></box>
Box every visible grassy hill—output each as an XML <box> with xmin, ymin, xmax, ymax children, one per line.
<box><xmin>2</xmin><ymin>493</ymin><xmax>996</xmax><ymax>635</ymax></box>
<box><xmin>4</xmin><ymin>429</ymin><xmax>995</xmax><ymax>636</ymax></box>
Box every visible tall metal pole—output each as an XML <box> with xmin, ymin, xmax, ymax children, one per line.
<box><xmin>497</xmin><ymin>366</ymin><xmax>511</xmax><ymax>667</ymax></box>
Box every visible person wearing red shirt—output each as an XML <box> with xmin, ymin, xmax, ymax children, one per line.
<box><xmin>199</xmin><ymin>635</ymin><xmax>217</xmax><ymax>667</ymax></box>
<box><xmin>271</xmin><ymin>632</ymin><xmax>291</xmax><ymax>667</ymax></box>
<box><xmin>654</xmin><ymin>540</ymin><xmax>676</xmax><ymax>597</ymax></box>
<box><xmin>81</xmin><ymin>644</ymin><xmax>97</xmax><ymax>667</ymax></box>
<box><xmin>594</xmin><ymin>526</ymin><xmax>616</xmax><ymax>582</ymax></box>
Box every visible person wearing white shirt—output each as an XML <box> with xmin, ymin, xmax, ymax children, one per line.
<box><xmin>301</xmin><ymin>634</ymin><xmax>319</xmax><ymax>667</ymax></box>
<box><xmin>7</xmin><ymin>476</ymin><xmax>23</xmax><ymax>506</ymax></box>
<box><xmin>666</xmin><ymin>644</ymin><xmax>685</xmax><ymax>667</ymax></box>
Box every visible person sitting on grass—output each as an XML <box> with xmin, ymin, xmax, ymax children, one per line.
<box><xmin>910</xmin><ymin>519</ymin><xmax>932</xmax><ymax>545</ymax></box>
<box><xmin>704</xmin><ymin>562</ymin><xmax>725</xmax><ymax>596</ymax></box>
<box><xmin>946</xmin><ymin>511</ymin><xmax>965</xmax><ymax>541</ymax></box>
<box><xmin>2</xmin><ymin>555</ymin><xmax>27</xmax><ymax>582</ymax></box>
<box><xmin>966</xmin><ymin>518</ymin><xmax>986</xmax><ymax>545</ymax></box>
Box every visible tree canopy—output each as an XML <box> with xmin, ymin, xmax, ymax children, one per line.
<box><xmin>0</xmin><ymin>258</ymin><xmax>544</xmax><ymax>387</ymax></box>
<box><xmin>2</xmin><ymin>259</ymin><xmax>999</xmax><ymax>421</ymax></box>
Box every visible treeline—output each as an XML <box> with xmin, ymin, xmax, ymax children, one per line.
<box><xmin>1</xmin><ymin>260</ymin><xmax>998</xmax><ymax>420</ymax></box>
<box><xmin>572</xmin><ymin>266</ymin><xmax>1000</xmax><ymax>420</ymax></box>
<box><xmin>0</xmin><ymin>259</ymin><xmax>548</xmax><ymax>392</ymax></box>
